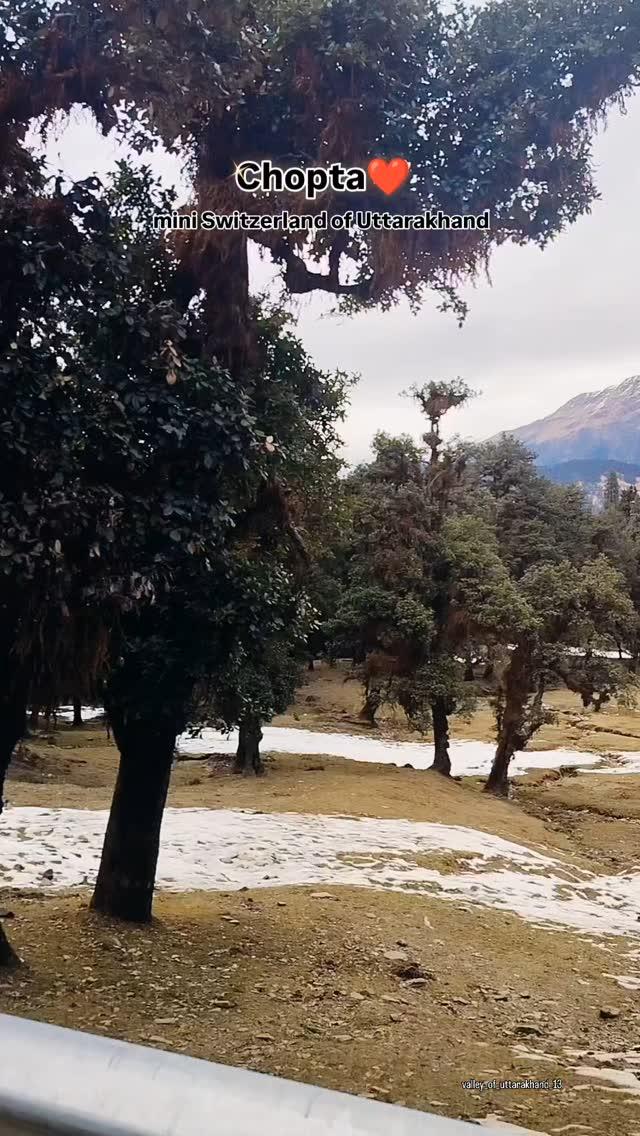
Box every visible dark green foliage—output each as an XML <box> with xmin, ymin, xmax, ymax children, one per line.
<box><xmin>620</xmin><ymin>484</ymin><xmax>640</xmax><ymax>520</ymax></box>
<box><xmin>0</xmin><ymin>163</ymin><xmax>259</xmax><ymax>718</ymax></box>
<box><xmin>475</xmin><ymin>441</ymin><xmax>640</xmax><ymax>793</ymax></box>
<box><xmin>327</xmin><ymin>388</ymin><xmax>528</xmax><ymax>753</ymax></box>
<box><xmin>3</xmin><ymin>0</ymin><xmax>640</xmax><ymax>314</ymax></box>
<box><xmin>471</xmin><ymin>437</ymin><xmax>594</xmax><ymax>578</ymax></box>
<box><xmin>184</xmin><ymin>307</ymin><xmax>351</xmax><ymax>757</ymax></box>
<box><xmin>604</xmin><ymin>470</ymin><xmax>621</xmax><ymax>511</ymax></box>
<box><xmin>196</xmin><ymin>560</ymin><xmax>311</xmax><ymax>735</ymax></box>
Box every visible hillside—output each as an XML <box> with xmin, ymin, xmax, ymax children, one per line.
<box><xmin>542</xmin><ymin>457</ymin><xmax>640</xmax><ymax>506</ymax></box>
<box><xmin>542</xmin><ymin>458</ymin><xmax>640</xmax><ymax>485</ymax></box>
<box><xmin>497</xmin><ymin>374</ymin><xmax>640</xmax><ymax>466</ymax></box>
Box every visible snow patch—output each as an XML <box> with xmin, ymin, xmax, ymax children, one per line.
<box><xmin>57</xmin><ymin>706</ymin><xmax>105</xmax><ymax>723</ymax></box>
<box><xmin>178</xmin><ymin>727</ymin><xmax>603</xmax><ymax>778</ymax></box>
<box><xmin>572</xmin><ymin>1067</ymin><xmax>640</xmax><ymax>1095</ymax></box>
<box><xmin>603</xmin><ymin>974</ymin><xmax>640</xmax><ymax>991</ymax></box>
<box><xmin>580</xmin><ymin>752</ymin><xmax>640</xmax><ymax>775</ymax></box>
<box><xmin>566</xmin><ymin>1050</ymin><xmax>640</xmax><ymax>1067</ymax></box>
<box><xmin>3</xmin><ymin>807</ymin><xmax>640</xmax><ymax>938</ymax></box>
<box><xmin>478</xmin><ymin>1121</ymin><xmax>550</xmax><ymax>1135</ymax></box>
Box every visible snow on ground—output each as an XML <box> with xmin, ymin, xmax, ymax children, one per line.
<box><xmin>569</xmin><ymin>1066</ymin><xmax>640</xmax><ymax>1095</ymax></box>
<box><xmin>580</xmin><ymin>751</ymin><xmax>640</xmax><ymax>775</ymax></box>
<box><xmin>177</xmin><ymin>727</ymin><xmax>605</xmax><ymax>778</ymax></box>
<box><xmin>57</xmin><ymin>706</ymin><xmax>105</xmax><ymax>723</ymax></box>
<box><xmin>477</xmin><ymin>1120</ymin><xmax>551</xmax><ymax>1135</ymax></box>
<box><xmin>48</xmin><ymin>710</ymin><xmax>624</xmax><ymax>777</ymax></box>
<box><xmin>3</xmin><ymin>807</ymin><xmax>640</xmax><ymax>939</ymax></box>
<box><xmin>603</xmin><ymin>974</ymin><xmax>640</xmax><ymax>990</ymax></box>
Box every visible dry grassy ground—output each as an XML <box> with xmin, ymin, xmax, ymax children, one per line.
<box><xmin>278</xmin><ymin>663</ymin><xmax>640</xmax><ymax>754</ymax></box>
<box><xmin>4</xmin><ymin>888</ymin><xmax>640</xmax><ymax>1134</ymax></box>
<box><xmin>2</xmin><ymin>730</ymin><xmax>580</xmax><ymax>860</ymax></box>
<box><xmin>3</xmin><ymin>665</ymin><xmax>640</xmax><ymax>1134</ymax></box>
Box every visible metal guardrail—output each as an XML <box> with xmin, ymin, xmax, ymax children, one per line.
<box><xmin>0</xmin><ymin>1014</ymin><xmax>490</xmax><ymax>1135</ymax></box>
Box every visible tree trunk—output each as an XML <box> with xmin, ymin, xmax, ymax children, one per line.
<box><xmin>90</xmin><ymin>714</ymin><xmax>177</xmax><ymax>922</ymax></box>
<box><xmin>190</xmin><ymin>134</ymin><xmax>255</xmax><ymax>374</ymax></box>
<box><xmin>43</xmin><ymin>705</ymin><xmax>57</xmax><ymax>730</ymax></box>
<box><xmin>233</xmin><ymin>716</ymin><xmax>264</xmax><ymax>776</ymax></box>
<box><xmin>485</xmin><ymin>644</ymin><xmax>531</xmax><ymax>797</ymax></box>
<box><xmin>72</xmin><ymin>696</ymin><xmax>83</xmax><ymax>728</ymax></box>
<box><xmin>464</xmin><ymin>652</ymin><xmax>475</xmax><ymax>682</ymax></box>
<box><xmin>0</xmin><ymin>680</ymin><xmax>28</xmax><ymax>814</ymax></box>
<box><xmin>0</xmin><ymin>924</ymin><xmax>19</xmax><ymax>968</ymax></box>
<box><xmin>358</xmin><ymin>690</ymin><xmax>379</xmax><ymax>726</ymax></box>
<box><xmin>29</xmin><ymin>705</ymin><xmax>41</xmax><ymax>731</ymax></box>
<box><xmin>308</xmin><ymin>658</ymin><xmax>315</xmax><ymax>672</ymax></box>
<box><xmin>430</xmin><ymin>696</ymin><xmax>451</xmax><ymax>776</ymax></box>
<box><xmin>485</xmin><ymin>726</ymin><xmax>518</xmax><ymax>797</ymax></box>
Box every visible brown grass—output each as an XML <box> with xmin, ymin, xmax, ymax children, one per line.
<box><xmin>278</xmin><ymin>664</ymin><xmax>640</xmax><ymax>752</ymax></box>
<box><xmin>5</xmin><ymin>662</ymin><xmax>640</xmax><ymax>1134</ymax></box>
<box><xmin>2</xmin><ymin>888</ymin><xmax>640</xmax><ymax>1134</ymax></box>
<box><xmin>5</xmin><ymin>726</ymin><xmax>581</xmax><ymax>865</ymax></box>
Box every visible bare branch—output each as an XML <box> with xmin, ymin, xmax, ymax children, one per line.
<box><xmin>273</xmin><ymin>243</ymin><xmax>372</xmax><ymax>300</ymax></box>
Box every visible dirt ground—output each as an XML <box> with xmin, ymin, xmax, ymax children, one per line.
<box><xmin>3</xmin><ymin>887</ymin><xmax>640</xmax><ymax>1134</ymax></box>
<box><xmin>279</xmin><ymin>662</ymin><xmax>640</xmax><ymax>753</ymax></box>
<box><xmin>2</xmin><ymin>730</ymin><xmax>580</xmax><ymax>862</ymax></box>
<box><xmin>3</xmin><ymin>664</ymin><xmax>640</xmax><ymax>1134</ymax></box>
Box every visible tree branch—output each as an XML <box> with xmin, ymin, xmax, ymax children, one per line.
<box><xmin>273</xmin><ymin>242</ymin><xmax>372</xmax><ymax>300</ymax></box>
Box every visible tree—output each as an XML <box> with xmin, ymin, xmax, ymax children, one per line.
<box><xmin>411</xmin><ymin>381</ymin><xmax>472</xmax><ymax>772</ymax></box>
<box><xmin>0</xmin><ymin>162</ymin><xmax>273</xmax><ymax>932</ymax></box>
<box><xmin>471</xmin><ymin>437</ymin><xmax>593</xmax><ymax>578</ymax></box>
<box><xmin>71</xmin><ymin>697</ymin><xmax>83</xmax><ymax>728</ymax></box>
<box><xmin>90</xmin><ymin>305</ymin><xmax>349</xmax><ymax>917</ymax></box>
<box><xmin>591</xmin><ymin>488</ymin><xmax>640</xmax><ymax>665</ymax></box>
<box><xmin>468</xmin><ymin>441</ymin><xmax>638</xmax><ymax>794</ymax></box>
<box><xmin>205</xmin><ymin>307</ymin><xmax>350</xmax><ymax>777</ymax></box>
<box><xmin>1</xmin><ymin>160</ymin><xmax>258</xmax><ymax>806</ymax></box>
<box><xmin>0</xmin><ymin>144</ymin><xmax>349</xmax><ymax>925</ymax></box>
<box><xmin>485</xmin><ymin>557</ymin><xmax>638</xmax><ymax>795</ymax></box>
<box><xmin>604</xmin><ymin>470</ymin><xmax>621</xmax><ymax>511</ymax></box>
<box><xmin>620</xmin><ymin>484</ymin><xmax>639</xmax><ymax>520</ymax></box>
<box><xmin>198</xmin><ymin>560</ymin><xmax>311</xmax><ymax>776</ymax></box>
<box><xmin>6</xmin><ymin>0</ymin><xmax>640</xmax><ymax>921</ymax></box>
<box><xmin>329</xmin><ymin>405</ymin><xmax>528</xmax><ymax>775</ymax></box>
<box><xmin>329</xmin><ymin>433</ymin><xmax>436</xmax><ymax>725</ymax></box>
<box><xmin>5</xmin><ymin>0</ymin><xmax>640</xmax><ymax>323</ymax></box>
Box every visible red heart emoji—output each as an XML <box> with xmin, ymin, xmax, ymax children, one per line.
<box><xmin>367</xmin><ymin>157</ymin><xmax>411</xmax><ymax>196</ymax></box>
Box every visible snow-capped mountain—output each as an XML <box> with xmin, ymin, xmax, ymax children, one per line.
<box><xmin>497</xmin><ymin>375</ymin><xmax>640</xmax><ymax>466</ymax></box>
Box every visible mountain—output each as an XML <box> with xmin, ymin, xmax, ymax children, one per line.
<box><xmin>497</xmin><ymin>375</ymin><xmax>640</xmax><ymax>466</ymax></box>
<box><xmin>542</xmin><ymin>458</ymin><xmax>640</xmax><ymax>487</ymax></box>
<box><xmin>542</xmin><ymin>459</ymin><xmax>640</xmax><ymax>508</ymax></box>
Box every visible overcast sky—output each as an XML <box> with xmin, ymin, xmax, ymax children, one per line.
<box><xmin>40</xmin><ymin>93</ymin><xmax>640</xmax><ymax>464</ymax></box>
